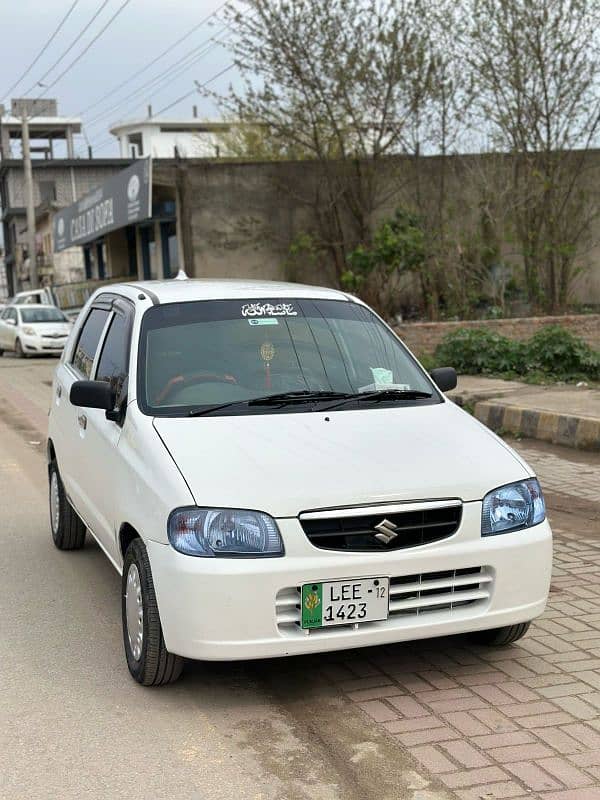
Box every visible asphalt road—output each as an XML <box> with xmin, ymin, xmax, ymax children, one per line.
<box><xmin>1</xmin><ymin>355</ymin><xmax>599</xmax><ymax>800</ymax></box>
<box><xmin>0</xmin><ymin>355</ymin><xmax>449</xmax><ymax>800</ymax></box>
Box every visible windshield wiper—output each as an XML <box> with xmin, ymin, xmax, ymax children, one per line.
<box><xmin>188</xmin><ymin>390</ymin><xmax>352</xmax><ymax>417</ymax></box>
<box><xmin>188</xmin><ymin>399</ymin><xmax>252</xmax><ymax>417</ymax></box>
<box><xmin>320</xmin><ymin>388</ymin><xmax>433</xmax><ymax>411</ymax></box>
<box><xmin>248</xmin><ymin>390</ymin><xmax>352</xmax><ymax>406</ymax></box>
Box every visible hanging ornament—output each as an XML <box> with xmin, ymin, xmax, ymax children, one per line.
<box><xmin>260</xmin><ymin>342</ymin><xmax>275</xmax><ymax>389</ymax></box>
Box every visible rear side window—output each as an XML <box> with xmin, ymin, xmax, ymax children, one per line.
<box><xmin>72</xmin><ymin>308</ymin><xmax>109</xmax><ymax>378</ymax></box>
<box><xmin>95</xmin><ymin>312</ymin><xmax>131</xmax><ymax>401</ymax></box>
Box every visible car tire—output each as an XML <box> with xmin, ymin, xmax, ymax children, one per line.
<box><xmin>122</xmin><ymin>538</ymin><xmax>184</xmax><ymax>686</ymax></box>
<box><xmin>49</xmin><ymin>460</ymin><xmax>86</xmax><ymax>550</ymax></box>
<box><xmin>14</xmin><ymin>339</ymin><xmax>25</xmax><ymax>358</ymax></box>
<box><xmin>469</xmin><ymin>621</ymin><xmax>531</xmax><ymax>646</ymax></box>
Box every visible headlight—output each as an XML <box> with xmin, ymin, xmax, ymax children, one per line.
<box><xmin>22</xmin><ymin>326</ymin><xmax>36</xmax><ymax>336</ymax></box>
<box><xmin>482</xmin><ymin>479</ymin><xmax>545</xmax><ymax>536</ymax></box>
<box><xmin>168</xmin><ymin>507</ymin><xmax>284</xmax><ymax>557</ymax></box>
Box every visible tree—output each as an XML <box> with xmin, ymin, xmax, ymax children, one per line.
<box><xmin>206</xmin><ymin>0</ymin><xmax>439</xmax><ymax>297</ymax></box>
<box><xmin>466</xmin><ymin>0</ymin><xmax>600</xmax><ymax>312</ymax></box>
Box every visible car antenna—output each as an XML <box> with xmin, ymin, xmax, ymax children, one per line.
<box><xmin>174</xmin><ymin>268</ymin><xmax>189</xmax><ymax>280</ymax></box>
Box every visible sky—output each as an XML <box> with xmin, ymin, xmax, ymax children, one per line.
<box><xmin>0</xmin><ymin>0</ymin><xmax>242</xmax><ymax>157</ymax></box>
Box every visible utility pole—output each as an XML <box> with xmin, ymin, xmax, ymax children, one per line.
<box><xmin>21</xmin><ymin>115</ymin><xmax>39</xmax><ymax>289</ymax></box>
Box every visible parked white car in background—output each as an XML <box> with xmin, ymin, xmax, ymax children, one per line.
<box><xmin>0</xmin><ymin>304</ymin><xmax>72</xmax><ymax>357</ymax></box>
<box><xmin>47</xmin><ymin>279</ymin><xmax>552</xmax><ymax>686</ymax></box>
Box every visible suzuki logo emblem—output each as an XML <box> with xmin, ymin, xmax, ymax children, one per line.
<box><xmin>373</xmin><ymin>518</ymin><xmax>399</xmax><ymax>544</ymax></box>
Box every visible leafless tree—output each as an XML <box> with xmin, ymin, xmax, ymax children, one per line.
<box><xmin>466</xmin><ymin>0</ymin><xmax>600</xmax><ymax>311</ymax></box>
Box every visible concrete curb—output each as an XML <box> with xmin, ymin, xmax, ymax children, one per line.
<box><xmin>473</xmin><ymin>400</ymin><xmax>600</xmax><ymax>451</ymax></box>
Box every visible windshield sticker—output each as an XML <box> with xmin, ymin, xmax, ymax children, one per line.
<box><xmin>241</xmin><ymin>302</ymin><xmax>298</xmax><ymax>318</ymax></box>
<box><xmin>371</xmin><ymin>367</ymin><xmax>394</xmax><ymax>385</ymax></box>
<box><xmin>248</xmin><ymin>318</ymin><xmax>279</xmax><ymax>326</ymax></box>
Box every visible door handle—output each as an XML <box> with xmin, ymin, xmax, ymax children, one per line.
<box><xmin>77</xmin><ymin>413</ymin><xmax>87</xmax><ymax>430</ymax></box>
<box><xmin>56</xmin><ymin>384</ymin><xmax>62</xmax><ymax>399</ymax></box>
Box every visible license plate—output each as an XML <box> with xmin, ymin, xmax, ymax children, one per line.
<box><xmin>301</xmin><ymin>577</ymin><xmax>389</xmax><ymax>629</ymax></box>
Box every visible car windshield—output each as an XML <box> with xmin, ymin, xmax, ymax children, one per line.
<box><xmin>138</xmin><ymin>298</ymin><xmax>437</xmax><ymax>416</ymax></box>
<box><xmin>19</xmin><ymin>307</ymin><xmax>67</xmax><ymax>323</ymax></box>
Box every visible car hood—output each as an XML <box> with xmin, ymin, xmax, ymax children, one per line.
<box><xmin>153</xmin><ymin>401</ymin><xmax>531</xmax><ymax>517</ymax></box>
<box><xmin>25</xmin><ymin>322</ymin><xmax>71</xmax><ymax>335</ymax></box>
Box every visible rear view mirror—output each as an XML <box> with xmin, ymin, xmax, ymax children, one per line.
<box><xmin>70</xmin><ymin>380</ymin><xmax>115</xmax><ymax>411</ymax></box>
<box><xmin>430</xmin><ymin>367</ymin><xmax>457</xmax><ymax>393</ymax></box>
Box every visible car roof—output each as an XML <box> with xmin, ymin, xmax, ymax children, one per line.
<box><xmin>104</xmin><ymin>278</ymin><xmax>352</xmax><ymax>306</ymax></box>
<box><xmin>14</xmin><ymin>303</ymin><xmax>62</xmax><ymax>311</ymax></box>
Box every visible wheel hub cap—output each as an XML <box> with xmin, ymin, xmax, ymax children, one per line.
<box><xmin>125</xmin><ymin>564</ymin><xmax>143</xmax><ymax>661</ymax></box>
<box><xmin>50</xmin><ymin>472</ymin><xmax>60</xmax><ymax>534</ymax></box>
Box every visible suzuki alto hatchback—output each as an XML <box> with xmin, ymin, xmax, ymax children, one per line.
<box><xmin>47</xmin><ymin>280</ymin><xmax>552</xmax><ymax>685</ymax></box>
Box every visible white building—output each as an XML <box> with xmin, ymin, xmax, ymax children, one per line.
<box><xmin>109</xmin><ymin>118</ymin><xmax>233</xmax><ymax>159</ymax></box>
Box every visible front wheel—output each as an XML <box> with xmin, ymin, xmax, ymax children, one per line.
<box><xmin>469</xmin><ymin>621</ymin><xmax>531</xmax><ymax>646</ymax></box>
<box><xmin>14</xmin><ymin>339</ymin><xmax>25</xmax><ymax>358</ymax></box>
<box><xmin>122</xmin><ymin>538</ymin><xmax>184</xmax><ymax>686</ymax></box>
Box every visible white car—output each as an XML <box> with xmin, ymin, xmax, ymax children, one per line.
<box><xmin>0</xmin><ymin>304</ymin><xmax>72</xmax><ymax>357</ymax></box>
<box><xmin>47</xmin><ymin>280</ymin><xmax>552</xmax><ymax>686</ymax></box>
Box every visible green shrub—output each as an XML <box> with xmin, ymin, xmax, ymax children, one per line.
<box><xmin>524</xmin><ymin>326</ymin><xmax>600</xmax><ymax>380</ymax></box>
<box><xmin>433</xmin><ymin>325</ymin><xmax>600</xmax><ymax>382</ymax></box>
<box><xmin>434</xmin><ymin>328</ymin><xmax>524</xmax><ymax>374</ymax></box>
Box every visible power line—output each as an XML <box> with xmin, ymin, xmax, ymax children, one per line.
<box><xmin>90</xmin><ymin>61</ymin><xmax>236</xmax><ymax>153</ymax></box>
<box><xmin>78</xmin><ymin>1</ymin><xmax>227</xmax><ymax>117</ymax></box>
<box><xmin>36</xmin><ymin>0</ymin><xmax>134</xmax><ymax>97</ymax></box>
<box><xmin>0</xmin><ymin>0</ymin><xmax>80</xmax><ymax>104</ymax></box>
<box><xmin>156</xmin><ymin>63</ymin><xmax>235</xmax><ymax>116</ymax></box>
<box><xmin>84</xmin><ymin>35</ymin><xmax>225</xmax><ymax>132</ymax></box>
<box><xmin>22</xmin><ymin>0</ymin><xmax>111</xmax><ymax>96</ymax></box>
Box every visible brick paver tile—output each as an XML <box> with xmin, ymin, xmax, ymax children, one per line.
<box><xmin>505</xmin><ymin>761</ymin><xmax>562</xmax><ymax>791</ymax></box>
<box><xmin>470</xmin><ymin>684</ymin><xmax>521</xmax><ymax>705</ymax></box>
<box><xmin>357</xmin><ymin>700</ymin><xmax>398</xmax><ymax>723</ymax></box>
<box><xmin>417</xmin><ymin>670</ymin><xmax>459</xmax><ymax>689</ymax></box>
<box><xmin>542</xmin><ymin>790</ymin><xmax>600</xmax><ymax>800</ymax></box>
<box><xmin>456</xmin><ymin>783</ymin><xmax>529</xmax><ymax>800</ymax></box>
<box><xmin>440</xmin><ymin>740</ymin><xmax>491</xmax><ymax>768</ymax></box>
<box><xmin>472</xmin><ymin>731</ymin><xmax>535</xmax><ymax>749</ymax></box>
<box><xmin>532</xmin><ymin>726</ymin><xmax>588</xmax><ymax>754</ymax></box>
<box><xmin>346</xmin><ymin>686</ymin><xmax>405</xmax><ymax>702</ymax></box>
<box><xmin>395</xmin><ymin>726</ymin><xmax>459</xmax><ymax>746</ymax></box>
<box><xmin>471</xmin><ymin>708</ymin><xmax>518</xmax><ymax>733</ymax></box>
<box><xmin>538</xmin><ymin>681</ymin><xmax>595</xmax><ymax>699</ymax></box>
<box><xmin>552</xmin><ymin>694</ymin><xmax>599</xmax><ymax>720</ymax></box>
<box><xmin>439</xmin><ymin>765</ymin><xmax>509</xmax><ymax>789</ymax></box>
<box><xmin>386</xmin><ymin>695</ymin><xmax>430</xmax><ymax>718</ymax></box>
<box><xmin>561</xmin><ymin>723</ymin><xmax>600</xmax><ymax>749</ymax></box>
<box><xmin>488</xmin><ymin>743</ymin><xmax>553</xmax><ymax>763</ymax></box>
<box><xmin>500</xmin><ymin>700</ymin><xmax>559</xmax><ymax>718</ymax></box>
<box><xmin>442</xmin><ymin>711</ymin><xmax>491</xmax><ymax>736</ymax></box>
<box><xmin>428</xmin><ymin>696</ymin><xmax>490</xmax><ymax>714</ymax></box>
<box><xmin>498</xmin><ymin>682</ymin><xmax>539</xmax><ymax>702</ymax></box>
<box><xmin>536</xmin><ymin>756</ymin><xmax>594</xmax><ymax>788</ymax></box>
<box><xmin>517</xmin><ymin>711</ymin><xmax>573</xmax><ymax>728</ymax></box>
<box><xmin>411</xmin><ymin>744</ymin><xmax>457</xmax><ymax>774</ymax></box>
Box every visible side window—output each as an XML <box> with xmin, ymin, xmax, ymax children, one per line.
<box><xmin>95</xmin><ymin>311</ymin><xmax>132</xmax><ymax>401</ymax></box>
<box><xmin>8</xmin><ymin>309</ymin><xmax>17</xmax><ymax>323</ymax></box>
<box><xmin>72</xmin><ymin>308</ymin><xmax>110</xmax><ymax>378</ymax></box>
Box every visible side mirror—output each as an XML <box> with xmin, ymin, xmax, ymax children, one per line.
<box><xmin>70</xmin><ymin>380</ymin><xmax>115</xmax><ymax>411</ymax></box>
<box><xmin>5</xmin><ymin>318</ymin><xmax>16</xmax><ymax>326</ymax></box>
<box><xmin>430</xmin><ymin>367</ymin><xmax>457</xmax><ymax>393</ymax></box>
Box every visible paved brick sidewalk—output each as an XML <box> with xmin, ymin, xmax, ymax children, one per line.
<box><xmin>323</xmin><ymin>526</ymin><xmax>600</xmax><ymax>800</ymax></box>
<box><xmin>514</xmin><ymin>442</ymin><xmax>600</xmax><ymax>505</ymax></box>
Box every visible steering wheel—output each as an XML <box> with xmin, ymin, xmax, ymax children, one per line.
<box><xmin>155</xmin><ymin>372</ymin><xmax>237</xmax><ymax>405</ymax></box>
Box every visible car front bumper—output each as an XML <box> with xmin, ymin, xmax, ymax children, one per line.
<box><xmin>21</xmin><ymin>333</ymin><xmax>67</xmax><ymax>353</ymax></box>
<box><xmin>147</xmin><ymin>503</ymin><xmax>552</xmax><ymax>661</ymax></box>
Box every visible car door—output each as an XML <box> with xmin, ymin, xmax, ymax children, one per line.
<box><xmin>1</xmin><ymin>308</ymin><xmax>18</xmax><ymax>349</ymax></box>
<box><xmin>74</xmin><ymin>298</ymin><xmax>134</xmax><ymax>563</ymax></box>
<box><xmin>52</xmin><ymin>301</ymin><xmax>112</xmax><ymax>519</ymax></box>
<box><xmin>0</xmin><ymin>308</ymin><xmax>11</xmax><ymax>348</ymax></box>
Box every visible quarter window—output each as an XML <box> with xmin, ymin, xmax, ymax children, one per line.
<box><xmin>95</xmin><ymin>312</ymin><xmax>131</xmax><ymax>401</ymax></box>
<box><xmin>72</xmin><ymin>308</ymin><xmax>110</xmax><ymax>378</ymax></box>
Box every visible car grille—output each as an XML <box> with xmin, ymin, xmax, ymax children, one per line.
<box><xmin>275</xmin><ymin>566</ymin><xmax>492</xmax><ymax>635</ymax></box>
<box><xmin>300</xmin><ymin>502</ymin><xmax>462</xmax><ymax>552</ymax></box>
